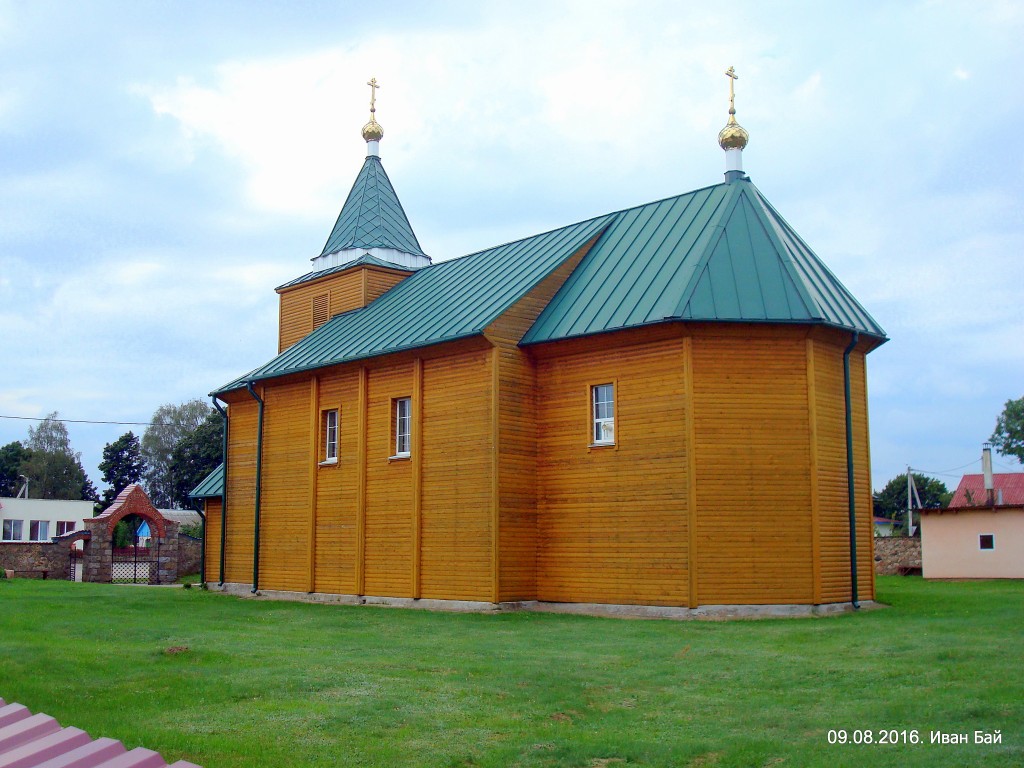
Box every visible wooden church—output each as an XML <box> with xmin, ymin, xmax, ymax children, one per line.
<box><xmin>194</xmin><ymin>72</ymin><xmax>887</xmax><ymax>614</ymax></box>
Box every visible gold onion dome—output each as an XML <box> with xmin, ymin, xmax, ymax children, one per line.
<box><xmin>362</xmin><ymin>117</ymin><xmax>384</xmax><ymax>142</ymax></box>
<box><xmin>718</xmin><ymin>116</ymin><xmax>748</xmax><ymax>150</ymax></box>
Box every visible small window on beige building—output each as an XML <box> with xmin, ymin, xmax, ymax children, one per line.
<box><xmin>979</xmin><ymin>534</ymin><xmax>994</xmax><ymax>550</ymax></box>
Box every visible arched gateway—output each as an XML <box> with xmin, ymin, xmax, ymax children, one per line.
<box><xmin>78</xmin><ymin>484</ymin><xmax>181</xmax><ymax>584</ymax></box>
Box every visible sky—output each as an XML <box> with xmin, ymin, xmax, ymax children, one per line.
<box><xmin>1</xmin><ymin>0</ymin><xmax>1022</xmax><ymax>496</ymax></box>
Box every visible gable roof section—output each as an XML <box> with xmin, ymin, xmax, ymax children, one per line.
<box><xmin>189</xmin><ymin>462</ymin><xmax>224</xmax><ymax>499</ymax></box>
<box><xmin>948</xmin><ymin>473</ymin><xmax>1024</xmax><ymax>507</ymax></box>
<box><xmin>521</xmin><ymin>179</ymin><xmax>886</xmax><ymax>344</ymax></box>
<box><xmin>218</xmin><ymin>213</ymin><xmax>614</xmax><ymax>390</ymax></box>
<box><xmin>319</xmin><ymin>156</ymin><xmax>427</xmax><ymax>258</ymax></box>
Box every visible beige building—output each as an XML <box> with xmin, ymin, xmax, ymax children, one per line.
<box><xmin>920</xmin><ymin>472</ymin><xmax>1024</xmax><ymax>579</ymax></box>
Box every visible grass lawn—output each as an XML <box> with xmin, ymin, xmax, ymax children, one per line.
<box><xmin>0</xmin><ymin>577</ymin><xmax>1020</xmax><ymax>767</ymax></box>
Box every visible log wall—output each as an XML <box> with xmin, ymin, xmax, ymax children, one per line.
<box><xmin>215</xmin><ymin>323</ymin><xmax>877</xmax><ymax>608</ymax></box>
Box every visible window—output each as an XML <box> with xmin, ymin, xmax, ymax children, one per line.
<box><xmin>979</xmin><ymin>534</ymin><xmax>995</xmax><ymax>550</ymax></box>
<box><xmin>30</xmin><ymin>520</ymin><xmax>49</xmax><ymax>541</ymax></box>
<box><xmin>591</xmin><ymin>383</ymin><xmax>615</xmax><ymax>445</ymax></box>
<box><xmin>2</xmin><ymin>519</ymin><xmax>23</xmax><ymax>541</ymax></box>
<box><xmin>57</xmin><ymin>521</ymin><xmax>77</xmax><ymax>536</ymax></box>
<box><xmin>394</xmin><ymin>397</ymin><xmax>411</xmax><ymax>457</ymax></box>
<box><xmin>321</xmin><ymin>409</ymin><xmax>339</xmax><ymax>465</ymax></box>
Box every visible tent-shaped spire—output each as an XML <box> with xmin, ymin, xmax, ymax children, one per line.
<box><xmin>317</xmin><ymin>156</ymin><xmax>427</xmax><ymax>261</ymax></box>
<box><xmin>311</xmin><ymin>77</ymin><xmax>429</xmax><ymax>272</ymax></box>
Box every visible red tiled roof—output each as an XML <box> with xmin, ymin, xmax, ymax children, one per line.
<box><xmin>948</xmin><ymin>473</ymin><xmax>1024</xmax><ymax>507</ymax></box>
<box><xmin>0</xmin><ymin>698</ymin><xmax>201</xmax><ymax>767</ymax></box>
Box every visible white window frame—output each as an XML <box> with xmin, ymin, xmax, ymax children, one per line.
<box><xmin>393</xmin><ymin>397</ymin><xmax>412</xmax><ymax>458</ymax></box>
<box><xmin>591</xmin><ymin>383</ymin><xmax>615</xmax><ymax>446</ymax></box>
<box><xmin>57</xmin><ymin>521</ymin><xmax>77</xmax><ymax>537</ymax></box>
<box><xmin>2</xmin><ymin>519</ymin><xmax>23</xmax><ymax>541</ymax></box>
<box><xmin>979</xmin><ymin>533</ymin><xmax>995</xmax><ymax>551</ymax></box>
<box><xmin>320</xmin><ymin>408</ymin><xmax>339</xmax><ymax>465</ymax></box>
<box><xmin>30</xmin><ymin>520</ymin><xmax>49</xmax><ymax>542</ymax></box>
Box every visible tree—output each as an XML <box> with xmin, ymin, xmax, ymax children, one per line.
<box><xmin>18</xmin><ymin>412</ymin><xmax>96</xmax><ymax>500</ymax></box>
<box><xmin>0</xmin><ymin>442</ymin><xmax>32</xmax><ymax>497</ymax></box>
<box><xmin>142</xmin><ymin>399</ymin><xmax>212</xmax><ymax>507</ymax></box>
<box><xmin>25</xmin><ymin>412</ymin><xmax>74</xmax><ymax>455</ymax></box>
<box><xmin>874</xmin><ymin>472</ymin><xmax>951</xmax><ymax>535</ymax></box>
<box><xmin>169</xmin><ymin>412</ymin><xmax>224</xmax><ymax>509</ymax></box>
<box><xmin>78</xmin><ymin>457</ymin><xmax>100</xmax><ymax>505</ymax></box>
<box><xmin>991</xmin><ymin>396</ymin><xmax>1024</xmax><ymax>464</ymax></box>
<box><xmin>98</xmin><ymin>431</ymin><xmax>145</xmax><ymax>511</ymax></box>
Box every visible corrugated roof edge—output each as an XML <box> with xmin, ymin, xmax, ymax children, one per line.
<box><xmin>520</xmin><ymin>315</ymin><xmax>889</xmax><ymax>349</ymax></box>
<box><xmin>747</xmin><ymin>184</ymin><xmax>888</xmax><ymax>339</ymax></box>
<box><xmin>189</xmin><ymin>462</ymin><xmax>224</xmax><ymax>499</ymax></box>
<box><xmin>218</xmin><ymin>331</ymin><xmax>486</xmax><ymax>393</ymax></box>
<box><xmin>278</xmin><ymin>253</ymin><xmax>418</xmax><ymax>291</ymax></box>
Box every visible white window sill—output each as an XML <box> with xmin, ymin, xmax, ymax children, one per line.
<box><xmin>589</xmin><ymin>442</ymin><xmax>616</xmax><ymax>449</ymax></box>
<box><xmin>388</xmin><ymin>453</ymin><xmax>411</xmax><ymax>462</ymax></box>
<box><xmin>318</xmin><ymin>458</ymin><xmax>338</xmax><ymax>467</ymax></box>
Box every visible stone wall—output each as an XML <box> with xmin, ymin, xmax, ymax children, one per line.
<box><xmin>178</xmin><ymin>534</ymin><xmax>202</xmax><ymax>577</ymax></box>
<box><xmin>874</xmin><ymin>536</ymin><xmax>922</xmax><ymax>575</ymax></box>
<box><xmin>0</xmin><ymin>542</ymin><xmax>71</xmax><ymax>579</ymax></box>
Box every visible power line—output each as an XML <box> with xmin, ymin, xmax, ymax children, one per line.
<box><xmin>911</xmin><ymin>459</ymin><xmax>980</xmax><ymax>477</ymax></box>
<box><xmin>0</xmin><ymin>414</ymin><xmax>166</xmax><ymax>428</ymax></box>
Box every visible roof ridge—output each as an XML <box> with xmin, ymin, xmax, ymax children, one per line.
<box><xmin>669</xmin><ymin>183</ymin><xmax>743</xmax><ymax>318</ymax></box>
<box><xmin>732</xmin><ymin>184</ymin><xmax>820</xmax><ymax>319</ymax></box>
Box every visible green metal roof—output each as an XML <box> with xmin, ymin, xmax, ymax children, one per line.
<box><xmin>278</xmin><ymin>253</ymin><xmax>417</xmax><ymax>292</ymax></box>
<box><xmin>319</xmin><ymin>156</ymin><xmax>426</xmax><ymax>258</ymax></box>
<box><xmin>217</xmin><ymin>214</ymin><xmax>614</xmax><ymax>392</ymax></box>
<box><xmin>189</xmin><ymin>462</ymin><xmax>224</xmax><ymax>499</ymax></box>
<box><xmin>521</xmin><ymin>179</ymin><xmax>886</xmax><ymax>344</ymax></box>
<box><xmin>218</xmin><ymin>178</ymin><xmax>885</xmax><ymax>395</ymax></box>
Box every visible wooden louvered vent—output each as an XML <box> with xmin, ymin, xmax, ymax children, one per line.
<box><xmin>312</xmin><ymin>293</ymin><xmax>330</xmax><ymax>331</ymax></box>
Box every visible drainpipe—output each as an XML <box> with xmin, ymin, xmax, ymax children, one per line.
<box><xmin>843</xmin><ymin>331</ymin><xmax>861</xmax><ymax>610</ymax></box>
<box><xmin>190</xmin><ymin>502</ymin><xmax>207</xmax><ymax>589</ymax></box>
<box><xmin>212</xmin><ymin>396</ymin><xmax>229</xmax><ymax>586</ymax></box>
<box><xmin>245</xmin><ymin>381</ymin><xmax>265</xmax><ymax>594</ymax></box>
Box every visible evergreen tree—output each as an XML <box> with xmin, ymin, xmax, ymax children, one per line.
<box><xmin>98</xmin><ymin>431</ymin><xmax>145</xmax><ymax>511</ymax></box>
<box><xmin>169</xmin><ymin>412</ymin><xmax>224</xmax><ymax>509</ymax></box>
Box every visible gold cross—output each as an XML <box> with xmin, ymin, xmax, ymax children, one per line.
<box><xmin>367</xmin><ymin>77</ymin><xmax>380</xmax><ymax>114</ymax></box>
<box><xmin>725</xmin><ymin>66</ymin><xmax>738</xmax><ymax>115</ymax></box>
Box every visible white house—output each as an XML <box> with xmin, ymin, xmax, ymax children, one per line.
<box><xmin>0</xmin><ymin>498</ymin><xmax>95</xmax><ymax>543</ymax></box>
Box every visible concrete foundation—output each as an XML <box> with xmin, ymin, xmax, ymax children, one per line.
<box><xmin>209</xmin><ymin>582</ymin><xmax>878</xmax><ymax>619</ymax></box>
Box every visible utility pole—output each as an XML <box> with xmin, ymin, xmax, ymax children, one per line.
<box><xmin>905</xmin><ymin>467</ymin><xmax>922</xmax><ymax>536</ymax></box>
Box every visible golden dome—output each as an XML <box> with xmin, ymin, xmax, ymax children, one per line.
<box><xmin>718</xmin><ymin>115</ymin><xmax>748</xmax><ymax>150</ymax></box>
<box><xmin>362</xmin><ymin>118</ymin><xmax>384</xmax><ymax>143</ymax></box>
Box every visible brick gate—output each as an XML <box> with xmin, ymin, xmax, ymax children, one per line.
<box><xmin>79</xmin><ymin>485</ymin><xmax>181</xmax><ymax>584</ymax></box>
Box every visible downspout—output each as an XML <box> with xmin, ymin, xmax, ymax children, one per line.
<box><xmin>212</xmin><ymin>396</ymin><xmax>229</xmax><ymax>586</ymax></box>
<box><xmin>245</xmin><ymin>381</ymin><xmax>265</xmax><ymax>594</ymax></box>
<box><xmin>189</xmin><ymin>502</ymin><xmax>206</xmax><ymax>589</ymax></box>
<box><xmin>843</xmin><ymin>331</ymin><xmax>861</xmax><ymax>610</ymax></box>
